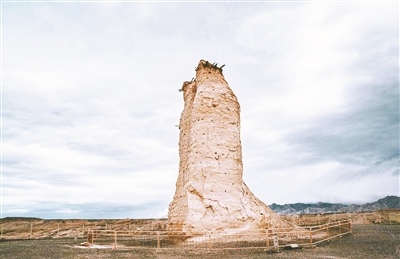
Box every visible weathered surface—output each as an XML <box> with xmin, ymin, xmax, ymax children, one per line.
<box><xmin>168</xmin><ymin>60</ymin><xmax>289</xmax><ymax>234</ymax></box>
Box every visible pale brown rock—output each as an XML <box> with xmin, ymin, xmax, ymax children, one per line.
<box><xmin>168</xmin><ymin>60</ymin><xmax>290</xmax><ymax>234</ymax></box>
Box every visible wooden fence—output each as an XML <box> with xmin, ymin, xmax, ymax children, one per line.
<box><xmin>389</xmin><ymin>213</ymin><xmax>400</xmax><ymax>224</ymax></box>
<box><xmin>266</xmin><ymin>220</ymin><xmax>352</xmax><ymax>249</ymax></box>
<box><xmin>86</xmin><ymin>220</ymin><xmax>352</xmax><ymax>251</ymax></box>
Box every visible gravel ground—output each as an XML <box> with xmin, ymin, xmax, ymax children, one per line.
<box><xmin>1</xmin><ymin>224</ymin><xmax>399</xmax><ymax>259</ymax></box>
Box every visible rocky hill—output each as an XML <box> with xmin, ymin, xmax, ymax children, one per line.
<box><xmin>269</xmin><ymin>195</ymin><xmax>400</xmax><ymax>215</ymax></box>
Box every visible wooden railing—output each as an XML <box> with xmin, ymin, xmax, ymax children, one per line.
<box><xmin>266</xmin><ymin>220</ymin><xmax>352</xmax><ymax>248</ymax></box>
<box><xmin>86</xmin><ymin>220</ymin><xmax>352</xmax><ymax>250</ymax></box>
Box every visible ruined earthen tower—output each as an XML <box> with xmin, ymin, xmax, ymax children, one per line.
<box><xmin>168</xmin><ymin>60</ymin><xmax>289</xmax><ymax>233</ymax></box>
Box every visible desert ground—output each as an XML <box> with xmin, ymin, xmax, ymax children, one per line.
<box><xmin>1</xmin><ymin>210</ymin><xmax>399</xmax><ymax>259</ymax></box>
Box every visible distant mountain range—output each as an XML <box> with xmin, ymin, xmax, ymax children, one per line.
<box><xmin>269</xmin><ymin>195</ymin><xmax>400</xmax><ymax>215</ymax></box>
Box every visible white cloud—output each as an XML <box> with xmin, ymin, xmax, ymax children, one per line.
<box><xmin>2</xmin><ymin>2</ymin><xmax>398</xmax><ymax>218</ymax></box>
<box><xmin>153</xmin><ymin>208</ymin><xmax>169</xmax><ymax>218</ymax></box>
<box><xmin>246</xmin><ymin>158</ymin><xmax>398</xmax><ymax>205</ymax></box>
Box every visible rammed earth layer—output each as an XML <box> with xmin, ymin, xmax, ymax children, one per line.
<box><xmin>168</xmin><ymin>60</ymin><xmax>290</xmax><ymax>234</ymax></box>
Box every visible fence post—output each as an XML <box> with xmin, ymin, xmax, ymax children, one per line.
<box><xmin>30</xmin><ymin>223</ymin><xmax>33</xmax><ymax>239</ymax></box>
<box><xmin>309</xmin><ymin>227</ymin><xmax>312</xmax><ymax>246</ymax></box>
<box><xmin>114</xmin><ymin>230</ymin><xmax>117</xmax><ymax>249</ymax></box>
<box><xmin>87</xmin><ymin>231</ymin><xmax>94</xmax><ymax>244</ymax></box>
<box><xmin>339</xmin><ymin>221</ymin><xmax>342</xmax><ymax>236</ymax></box>
<box><xmin>326</xmin><ymin>223</ymin><xmax>329</xmax><ymax>239</ymax></box>
<box><xmin>1</xmin><ymin>224</ymin><xmax>3</xmax><ymax>239</ymax></box>
<box><xmin>265</xmin><ymin>229</ymin><xmax>269</xmax><ymax>248</ymax></box>
<box><xmin>82</xmin><ymin>225</ymin><xmax>85</xmax><ymax>238</ymax></box>
<box><xmin>57</xmin><ymin>224</ymin><xmax>60</xmax><ymax>237</ymax></box>
<box><xmin>157</xmin><ymin>231</ymin><xmax>160</xmax><ymax>249</ymax></box>
<box><xmin>349</xmin><ymin>221</ymin><xmax>352</xmax><ymax>234</ymax></box>
<box><xmin>208</xmin><ymin>232</ymin><xmax>212</xmax><ymax>253</ymax></box>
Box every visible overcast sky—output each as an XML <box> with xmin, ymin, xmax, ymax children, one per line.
<box><xmin>1</xmin><ymin>1</ymin><xmax>399</xmax><ymax>219</ymax></box>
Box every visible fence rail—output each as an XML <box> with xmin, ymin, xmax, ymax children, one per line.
<box><xmin>389</xmin><ymin>213</ymin><xmax>400</xmax><ymax>224</ymax></box>
<box><xmin>86</xmin><ymin>220</ymin><xmax>352</xmax><ymax>250</ymax></box>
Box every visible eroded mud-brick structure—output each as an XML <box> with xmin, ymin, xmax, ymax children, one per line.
<box><xmin>168</xmin><ymin>60</ymin><xmax>290</xmax><ymax>234</ymax></box>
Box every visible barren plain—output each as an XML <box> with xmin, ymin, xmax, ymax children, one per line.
<box><xmin>1</xmin><ymin>210</ymin><xmax>399</xmax><ymax>259</ymax></box>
